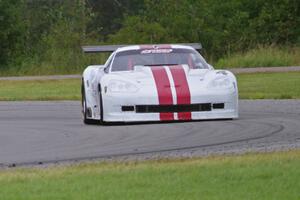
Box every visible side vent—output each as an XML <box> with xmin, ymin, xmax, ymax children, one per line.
<box><xmin>87</xmin><ymin>107</ymin><xmax>92</xmax><ymax>117</ymax></box>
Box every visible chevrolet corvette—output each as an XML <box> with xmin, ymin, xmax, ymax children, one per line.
<box><xmin>81</xmin><ymin>44</ymin><xmax>238</xmax><ymax>124</ymax></box>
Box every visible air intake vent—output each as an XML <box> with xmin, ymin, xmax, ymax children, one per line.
<box><xmin>213</xmin><ymin>103</ymin><xmax>225</xmax><ymax>109</ymax></box>
<box><xmin>136</xmin><ymin>103</ymin><xmax>211</xmax><ymax>113</ymax></box>
<box><xmin>122</xmin><ymin>106</ymin><xmax>135</xmax><ymax>112</ymax></box>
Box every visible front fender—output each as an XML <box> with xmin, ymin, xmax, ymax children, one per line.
<box><xmin>82</xmin><ymin>65</ymin><xmax>104</xmax><ymax>120</ymax></box>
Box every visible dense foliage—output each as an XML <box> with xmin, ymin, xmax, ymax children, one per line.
<box><xmin>0</xmin><ymin>0</ymin><xmax>25</xmax><ymax>68</ymax></box>
<box><xmin>0</xmin><ymin>0</ymin><xmax>299</xmax><ymax>73</ymax></box>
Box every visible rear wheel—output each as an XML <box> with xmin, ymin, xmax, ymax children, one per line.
<box><xmin>81</xmin><ymin>80</ymin><xmax>99</xmax><ymax>125</ymax></box>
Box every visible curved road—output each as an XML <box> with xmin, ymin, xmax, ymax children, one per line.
<box><xmin>0</xmin><ymin>100</ymin><xmax>299</xmax><ymax>167</ymax></box>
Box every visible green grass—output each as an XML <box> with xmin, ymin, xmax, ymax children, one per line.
<box><xmin>238</xmin><ymin>72</ymin><xmax>300</xmax><ymax>99</ymax></box>
<box><xmin>0</xmin><ymin>53</ymin><xmax>109</xmax><ymax>77</ymax></box>
<box><xmin>0</xmin><ymin>150</ymin><xmax>300</xmax><ymax>200</ymax></box>
<box><xmin>0</xmin><ymin>72</ymin><xmax>299</xmax><ymax>100</ymax></box>
<box><xmin>215</xmin><ymin>46</ymin><xmax>300</xmax><ymax>68</ymax></box>
<box><xmin>0</xmin><ymin>79</ymin><xmax>80</xmax><ymax>101</ymax></box>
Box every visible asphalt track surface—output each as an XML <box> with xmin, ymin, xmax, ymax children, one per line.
<box><xmin>0</xmin><ymin>100</ymin><xmax>299</xmax><ymax>167</ymax></box>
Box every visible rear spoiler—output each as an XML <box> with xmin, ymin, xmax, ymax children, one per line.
<box><xmin>82</xmin><ymin>43</ymin><xmax>202</xmax><ymax>53</ymax></box>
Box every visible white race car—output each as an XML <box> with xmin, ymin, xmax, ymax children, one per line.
<box><xmin>81</xmin><ymin>44</ymin><xmax>238</xmax><ymax>124</ymax></box>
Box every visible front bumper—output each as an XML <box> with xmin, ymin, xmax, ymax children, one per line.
<box><xmin>102</xmin><ymin>89</ymin><xmax>238</xmax><ymax>122</ymax></box>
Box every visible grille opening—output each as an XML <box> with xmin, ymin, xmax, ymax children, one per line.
<box><xmin>213</xmin><ymin>103</ymin><xmax>225</xmax><ymax>109</ymax></box>
<box><xmin>122</xmin><ymin>106</ymin><xmax>135</xmax><ymax>112</ymax></box>
<box><xmin>136</xmin><ymin>103</ymin><xmax>211</xmax><ymax>113</ymax></box>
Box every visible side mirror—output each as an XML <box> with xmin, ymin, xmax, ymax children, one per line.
<box><xmin>103</xmin><ymin>66</ymin><xmax>109</xmax><ymax>73</ymax></box>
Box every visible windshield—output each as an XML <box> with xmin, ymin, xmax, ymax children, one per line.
<box><xmin>110</xmin><ymin>48</ymin><xmax>209</xmax><ymax>72</ymax></box>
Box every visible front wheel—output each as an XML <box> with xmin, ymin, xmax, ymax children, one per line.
<box><xmin>81</xmin><ymin>80</ymin><xmax>99</xmax><ymax>125</ymax></box>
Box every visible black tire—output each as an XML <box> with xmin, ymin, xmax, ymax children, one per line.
<box><xmin>81</xmin><ymin>80</ymin><xmax>99</xmax><ymax>125</ymax></box>
<box><xmin>98</xmin><ymin>83</ymin><xmax>105</xmax><ymax>125</ymax></box>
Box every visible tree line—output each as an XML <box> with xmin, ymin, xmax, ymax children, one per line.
<box><xmin>0</xmin><ymin>0</ymin><xmax>299</xmax><ymax>72</ymax></box>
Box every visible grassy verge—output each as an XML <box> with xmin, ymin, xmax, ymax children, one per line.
<box><xmin>0</xmin><ymin>79</ymin><xmax>80</xmax><ymax>101</ymax></box>
<box><xmin>237</xmin><ymin>72</ymin><xmax>300</xmax><ymax>99</ymax></box>
<box><xmin>0</xmin><ymin>150</ymin><xmax>300</xmax><ymax>200</ymax></box>
<box><xmin>0</xmin><ymin>72</ymin><xmax>299</xmax><ymax>101</ymax></box>
<box><xmin>215</xmin><ymin>46</ymin><xmax>300</xmax><ymax>68</ymax></box>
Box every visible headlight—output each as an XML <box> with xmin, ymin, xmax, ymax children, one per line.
<box><xmin>210</xmin><ymin>76</ymin><xmax>231</xmax><ymax>88</ymax></box>
<box><xmin>107</xmin><ymin>80</ymin><xmax>138</xmax><ymax>93</ymax></box>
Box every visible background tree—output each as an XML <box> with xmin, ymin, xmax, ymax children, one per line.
<box><xmin>0</xmin><ymin>0</ymin><xmax>299</xmax><ymax>73</ymax></box>
<box><xmin>0</xmin><ymin>0</ymin><xmax>25</xmax><ymax>69</ymax></box>
<box><xmin>86</xmin><ymin>0</ymin><xmax>145</xmax><ymax>41</ymax></box>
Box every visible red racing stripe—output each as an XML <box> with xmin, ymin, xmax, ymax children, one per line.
<box><xmin>139</xmin><ymin>45</ymin><xmax>154</xmax><ymax>49</ymax></box>
<box><xmin>169</xmin><ymin>65</ymin><xmax>192</xmax><ymax>120</ymax></box>
<box><xmin>151</xmin><ymin>67</ymin><xmax>174</xmax><ymax>121</ymax></box>
<box><xmin>156</xmin><ymin>44</ymin><xmax>172</xmax><ymax>49</ymax></box>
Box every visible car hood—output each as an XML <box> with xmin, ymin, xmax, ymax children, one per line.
<box><xmin>106</xmin><ymin>65</ymin><xmax>211</xmax><ymax>85</ymax></box>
